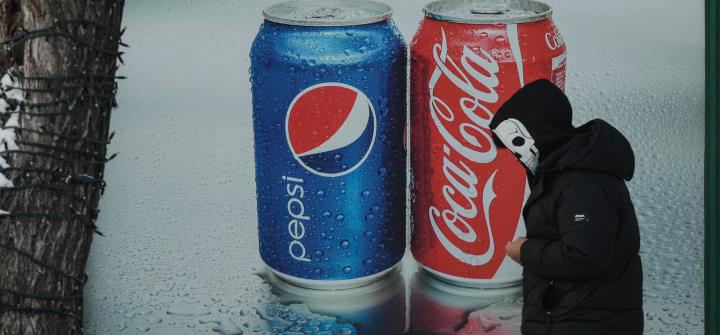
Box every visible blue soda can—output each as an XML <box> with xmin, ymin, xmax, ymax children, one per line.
<box><xmin>250</xmin><ymin>0</ymin><xmax>407</xmax><ymax>289</ymax></box>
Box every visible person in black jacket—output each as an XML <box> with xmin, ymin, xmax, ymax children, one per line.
<box><xmin>489</xmin><ymin>79</ymin><xmax>643</xmax><ymax>335</ymax></box>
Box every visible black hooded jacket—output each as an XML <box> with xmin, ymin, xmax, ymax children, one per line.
<box><xmin>490</xmin><ymin>80</ymin><xmax>643</xmax><ymax>335</ymax></box>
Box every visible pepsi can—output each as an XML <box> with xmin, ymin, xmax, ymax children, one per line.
<box><xmin>250</xmin><ymin>0</ymin><xmax>407</xmax><ymax>289</ymax></box>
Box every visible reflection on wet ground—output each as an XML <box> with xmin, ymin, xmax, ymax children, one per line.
<box><xmin>262</xmin><ymin>264</ymin><xmax>408</xmax><ymax>335</ymax></box>
<box><xmin>83</xmin><ymin>248</ymin><xmax>528</xmax><ymax>335</ymax></box>
<box><xmin>409</xmin><ymin>268</ymin><xmax>522</xmax><ymax>335</ymax></box>
<box><xmin>258</xmin><ymin>255</ymin><xmax>526</xmax><ymax>335</ymax></box>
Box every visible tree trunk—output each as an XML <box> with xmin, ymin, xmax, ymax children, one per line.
<box><xmin>0</xmin><ymin>1</ymin><xmax>124</xmax><ymax>334</ymax></box>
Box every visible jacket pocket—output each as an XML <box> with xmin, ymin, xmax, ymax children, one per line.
<box><xmin>541</xmin><ymin>280</ymin><xmax>562</xmax><ymax>312</ymax></box>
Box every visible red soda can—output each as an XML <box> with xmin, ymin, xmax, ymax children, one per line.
<box><xmin>410</xmin><ymin>0</ymin><xmax>567</xmax><ymax>287</ymax></box>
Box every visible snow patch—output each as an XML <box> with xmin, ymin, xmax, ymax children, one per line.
<box><xmin>0</xmin><ymin>71</ymin><xmax>24</xmax><ymax>213</ymax></box>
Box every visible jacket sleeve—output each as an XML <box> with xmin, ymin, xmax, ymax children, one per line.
<box><xmin>520</xmin><ymin>179</ymin><xmax>618</xmax><ymax>280</ymax></box>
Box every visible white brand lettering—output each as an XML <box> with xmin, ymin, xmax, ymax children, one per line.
<box><xmin>426</xmin><ymin>28</ymin><xmax>503</xmax><ymax>266</ymax></box>
<box><xmin>284</xmin><ymin>176</ymin><xmax>310</xmax><ymax>262</ymax></box>
<box><xmin>545</xmin><ymin>28</ymin><xmax>565</xmax><ymax>50</ymax></box>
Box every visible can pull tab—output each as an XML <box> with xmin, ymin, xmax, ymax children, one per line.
<box><xmin>470</xmin><ymin>4</ymin><xmax>509</xmax><ymax>15</ymax></box>
<box><xmin>307</xmin><ymin>7</ymin><xmax>347</xmax><ymax>20</ymax></box>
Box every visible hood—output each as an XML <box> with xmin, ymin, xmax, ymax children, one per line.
<box><xmin>539</xmin><ymin>119</ymin><xmax>635</xmax><ymax>181</ymax></box>
<box><xmin>489</xmin><ymin>79</ymin><xmax>577</xmax><ymax>162</ymax></box>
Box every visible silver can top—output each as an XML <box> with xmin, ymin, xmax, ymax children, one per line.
<box><xmin>263</xmin><ymin>0</ymin><xmax>393</xmax><ymax>26</ymax></box>
<box><xmin>423</xmin><ymin>0</ymin><xmax>552</xmax><ymax>24</ymax></box>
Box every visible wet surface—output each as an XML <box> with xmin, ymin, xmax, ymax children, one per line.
<box><xmin>83</xmin><ymin>0</ymin><xmax>705</xmax><ymax>334</ymax></box>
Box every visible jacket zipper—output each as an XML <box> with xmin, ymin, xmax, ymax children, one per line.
<box><xmin>545</xmin><ymin>280</ymin><xmax>554</xmax><ymax>334</ymax></box>
<box><xmin>545</xmin><ymin>311</ymin><xmax>552</xmax><ymax>335</ymax></box>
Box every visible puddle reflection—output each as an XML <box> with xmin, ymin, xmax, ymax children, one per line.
<box><xmin>262</xmin><ymin>265</ymin><xmax>408</xmax><ymax>335</ymax></box>
<box><xmin>410</xmin><ymin>269</ymin><xmax>523</xmax><ymax>335</ymax></box>
<box><xmin>259</xmin><ymin>261</ymin><xmax>524</xmax><ymax>335</ymax></box>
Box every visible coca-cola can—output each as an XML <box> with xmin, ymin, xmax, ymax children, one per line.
<box><xmin>410</xmin><ymin>0</ymin><xmax>567</xmax><ymax>287</ymax></box>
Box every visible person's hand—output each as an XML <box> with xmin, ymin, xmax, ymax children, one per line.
<box><xmin>505</xmin><ymin>237</ymin><xmax>528</xmax><ymax>265</ymax></box>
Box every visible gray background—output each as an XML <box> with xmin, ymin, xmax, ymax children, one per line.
<box><xmin>82</xmin><ymin>0</ymin><xmax>706</xmax><ymax>334</ymax></box>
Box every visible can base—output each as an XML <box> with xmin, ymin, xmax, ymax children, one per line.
<box><xmin>269</xmin><ymin>264</ymin><xmax>398</xmax><ymax>290</ymax></box>
<box><xmin>421</xmin><ymin>265</ymin><xmax>522</xmax><ymax>288</ymax></box>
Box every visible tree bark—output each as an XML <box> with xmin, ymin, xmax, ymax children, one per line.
<box><xmin>0</xmin><ymin>1</ymin><xmax>124</xmax><ymax>334</ymax></box>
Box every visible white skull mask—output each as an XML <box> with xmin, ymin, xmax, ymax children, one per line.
<box><xmin>493</xmin><ymin>118</ymin><xmax>540</xmax><ymax>174</ymax></box>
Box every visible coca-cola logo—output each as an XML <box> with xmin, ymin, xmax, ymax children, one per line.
<box><xmin>426</xmin><ymin>28</ymin><xmax>500</xmax><ymax>266</ymax></box>
<box><xmin>545</xmin><ymin>28</ymin><xmax>565</xmax><ymax>50</ymax></box>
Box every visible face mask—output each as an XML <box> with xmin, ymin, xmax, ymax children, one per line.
<box><xmin>493</xmin><ymin>118</ymin><xmax>540</xmax><ymax>174</ymax></box>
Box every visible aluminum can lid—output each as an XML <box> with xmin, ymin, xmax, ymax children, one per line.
<box><xmin>423</xmin><ymin>0</ymin><xmax>552</xmax><ymax>24</ymax></box>
<box><xmin>263</xmin><ymin>0</ymin><xmax>392</xmax><ymax>26</ymax></box>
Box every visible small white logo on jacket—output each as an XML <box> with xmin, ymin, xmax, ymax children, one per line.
<box><xmin>575</xmin><ymin>214</ymin><xmax>587</xmax><ymax>222</ymax></box>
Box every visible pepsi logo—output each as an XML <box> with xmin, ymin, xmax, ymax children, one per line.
<box><xmin>285</xmin><ymin>83</ymin><xmax>376</xmax><ymax>177</ymax></box>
